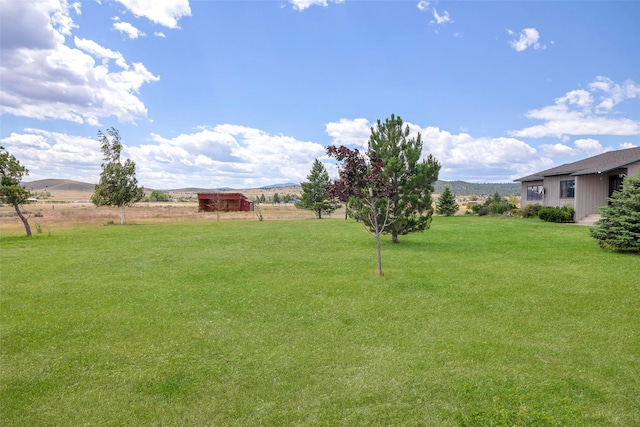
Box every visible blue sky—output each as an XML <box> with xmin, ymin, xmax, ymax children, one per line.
<box><xmin>1</xmin><ymin>0</ymin><xmax>639</xmax><ymax>189</ymax></box>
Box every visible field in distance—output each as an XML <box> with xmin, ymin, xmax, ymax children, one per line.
<box><xmin>22</xmin><ymin>179</ymin><xmax>302</xmax><ymax>202</ymax></box>
<box><xmin>2</xmin><ymin>180</ymin><xmax>327</xmax><ymax>235</ymax></box>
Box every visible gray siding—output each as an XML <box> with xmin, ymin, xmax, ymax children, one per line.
<box><xmin>543</xmin><ymin>174</ymin><xmax>575</xmax><ymax>209</ymax></box>
<box><xmin>628</xmin><ymin>161</ymin><xmax>640</xmax><ymax>177</ymax></box>
<box><xmin>574</xmin><ymin>175</ymin><xmax>609</xmax><ymax>221</ymax></box>
<box><xmin>519</xmin><ymin>180</ymin><xmax>543</xmax><ymax>208</ymax></box>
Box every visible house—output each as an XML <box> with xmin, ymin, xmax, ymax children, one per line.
<box><xmin>515</xmin><ymin>147</ymin><xmax>640</xmax><ymax>221</ymax></box>
<box><xmin>197</xmin><ymin>193</ymin><xmax>254</xmax><ymax>212</ymax></box>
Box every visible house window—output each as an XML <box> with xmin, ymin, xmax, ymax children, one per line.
<box><xmin>560</xmin><ymin>180</ymin><xmax>575</xmax><ymax>198</ymax></box>
<box><xmin>526</xmin><ymin>185</ymin><xmax>543</xmax><ymax>201</ymax></box>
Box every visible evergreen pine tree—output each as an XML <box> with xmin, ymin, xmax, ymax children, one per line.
<box><xmin>296</xmin><ymin>159</ymin><xmax>340</xmax><ymax>219</ymax></box>
<box><xmin>437</xmin><ymin>186</ymin><xmax>458</xmax><ymax>216</ymax></box>
<box><xmin>364</xmin><ymin>114</ymin><xmax>440</xmax><ymax>243</ymax></box>
<box><xmin>590</xmin><ymin>174</ymin><xmax>640</xmax><ymax>252</ymax></box>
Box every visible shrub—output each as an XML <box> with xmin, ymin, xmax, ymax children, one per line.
<box><xmin>521</xmin><ymin>203</ymin><xmax>541</xmax><ymax>218</ymax></box>
<box><xmin>468</xmin><ymin>192</ymin><xmax>517</xmax><ymax>216</ymax></box>
<box><xmin>489</xmin><ymin>200</ymin><xmax>511</xmax><ymax>215</ymax></box>
<box><xmin>538</xmin><ymin>205</ymin><xmax>575</xmax><ymax>223</ymax></box>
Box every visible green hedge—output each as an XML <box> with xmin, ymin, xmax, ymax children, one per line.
<box><xmin>538</xmin><ymin>205</ymin><xmax>575</xmax><ymax>223</ymax></box>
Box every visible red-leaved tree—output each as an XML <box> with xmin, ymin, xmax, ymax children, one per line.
<box><xmin>326</xmin><ymin>145</ymin><xmax>394</xmax><ymax>275</ymax></box>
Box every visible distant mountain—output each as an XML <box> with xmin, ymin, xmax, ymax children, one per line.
<box><xmin>168</xmin><ymin>187</ymin><xmax>234</xmax><ymax>193</ymax></box>
<box><xmin>23</xmin><ymin>179</ymin><xmax>94</xmax><ymax>193</ymax></box>
<box><xmin>259</xmin><ymin>182</ymin><xmax>299</xmax><ymax>189</ymax></box>
<box><xmin>23</xmin><ymin>178</ymin><xmax>519</xmax><ymax>197</ymax></box>
<box><xmin>434</xmin><ymin>180</ymin><xmax>520</xmax><ymax>196</ymax></box>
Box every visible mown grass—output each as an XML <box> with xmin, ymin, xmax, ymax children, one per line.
<box><xmin>1</xmin><ymin>217</ymin><xmax>638</xmax><ymax>426</ymax></box>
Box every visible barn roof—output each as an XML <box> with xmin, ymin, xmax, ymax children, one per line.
<box><xmin>197</xmin><ymin>192</ymin><xmax>251</xmax><ymax>200</ymax></box>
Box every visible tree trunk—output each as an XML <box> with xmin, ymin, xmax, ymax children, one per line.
<box><xmin>369</xmin><ymin>200</ymin><xmax>383</xmax><ymax>275</ymax></box>
<box><xmin>375</xmin><ymin>230</ymin><xmax>383</xmax><ymax>276</ymax></box>
<box><xmin>14</xmin><ymin>203</ymin><xmax>32</xmax><ymax>236</ymax></box>
<box><xmin>317</xmin><ymin>209</ymin><xmax>322</xmax><ymax>219</ymax></box>
<box><xmin>120</xmin><ymin>205</ymin><xmax>125</xmax><ymax>225</ymax></box>
<box><xmin>392</xmin><ymin>232</ymin><xmax>399</xmax><ymax>244</ymax></box>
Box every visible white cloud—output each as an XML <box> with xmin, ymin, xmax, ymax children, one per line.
<box><xmin>135</xmin><ymin>125</ymin><xmax>326</xmax><ymax>188</ymax></box>
<box><xmin>75</xmin><ymin>36</ymin><xmax>129</xmax><ymax>68</ymax></box>
<box><xmin>115</xmin><ymin>0</ymin><xmax>191</xmax><ymax>29</ymax></box>
<box><xmin>325</xmin><ymin>118</ymin><xmax>371</xmax><ymax>148</ymax></box>
<box><xmin>540</xmin><ymin>143</ymin><xmax>579</xmax><ymax>157</ymax></box>
<box><xmin>154</xmin><ymin>32</ymin><xmax>167</xmax><ymax>38</ymax></box>
<box><xmin>0</xmin><ymin>1</ymin><xmax>159</xmax><ymax>125</ymax></box>
<box><xmin>507</xmin><ymin>27</ymin><xmax>545</xmax><ymax>52</ymax></box>
<box><xmin>545</xmin><ymin>139</ymin><xmax>638</xmax><ymax>158</ymax></box>
<box><xmin>415</xmin><ymin>126</ymin><xmax>549</xmax><ymax>181</ymax></box>
<box><xmin>4</xmin><ymin>125</ymin><xmax>326</xmax><ymax>188</ymax></box>
<box><xmin>417</xmin><ymin>2</ymin><xmax>453</xmax><ymax>26</ymax></box>
<box><xmin>560</xmin><ymin>89</ymin><xmax>593</xmax><ymax>108</ymax></box>
<box><xmin>432</xmin><ymin>8</ymin><xmax>453</xmax><ymax>25</ymax></box>
<box><xmin>113</xmin><ymin>21</ymin><xmax>146</xmax><ymax>39</ymax></box>
<box><xmin>325</xmin><ymin>118</ymin><xmax>551</xmax><ymax>182</ymax></box>
<box><xmin>588</xmin><ymin>76</ymin><xmax>640</xmax><ymax>113</ymax></box>
<box><xmin>0</xmin><ymin>129</ymin><xmax>102</xmax><ymax>182</ymax></box>
<box><xmin>511</xmin><ymin>77</ymin><xmax>640</xmax><ymax>139</ymax></box>
<box><xmin>289</xmin><ymin>0</ymin><xmax>344</xmax><ymax>11</ymax></box>
<box><xmin>573</xmin><ymin>138</ymin><xmax>608</xmax><ymax>156</ymax></box>
<box><xmin>0</xmin><ymin>0</ymin><xmax>70</xmax><ymax>50</ymax></box>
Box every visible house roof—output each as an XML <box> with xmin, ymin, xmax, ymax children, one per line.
<box><xmin>515</xmin><ymin>147</ymin><xmax>640</xmax><ymax>182</ymax></box>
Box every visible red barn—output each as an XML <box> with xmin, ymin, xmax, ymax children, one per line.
<box><xmin>198</xmin><ymin>193</ymin><xmax>254</xmax><ymax>212</ymax></box>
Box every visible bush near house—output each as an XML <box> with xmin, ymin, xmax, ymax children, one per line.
<box><xmin>538</xmin><ymin>205</ymin><xmax>575</xmax><ymax>223</ymax></box>
<box><xmin>473</xmin><ymin>192</ymin><xmax>516</xmax><ymax>216</ymax></box>
<box><xmin>521</xmin><ymin>203</ymin><xmax>542</xmax><ymax>218</ymax></box>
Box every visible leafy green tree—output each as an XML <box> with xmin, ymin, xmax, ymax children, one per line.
<box><xmin>364</xmin><ymin>114</ymin><xmax>441</xmax><ymax>243</ymax></box>
<box><xmin>0</xmin><ymin>145</ymin><xmax>32</xmax><ymax>236</ymax></box>
<box><xmin>296</xmin><ymin>159</ymin><xmax>341</xmax><ymax>219</ymax></box>
<box><xmin>590</xmin><ymin>174</ymin><xmax>640</xmax><ymax>252</ymax></box>
<box><xmin>91</xmin><ymin>128</ymin><xmax>144</xmax><ymax>225</ymax></box>
<box><xmin>149</xmin><ymin>189</ymin><xmax>170</xmax><ymax>202</ymax></box>
<box><xmin>437</xmin><ymin>186</ymin><xmax>458</xmax><ymax>216</ymax></box>
<box><xmin>272</xmin><ymin>193</ymin><xmax>280</xmax><ymax>204</ymax></box>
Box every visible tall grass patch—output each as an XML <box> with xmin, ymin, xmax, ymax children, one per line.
<box><xmin>1</xmin><ymin>217</ymin><xmax>638</xmax><ymax>425</ymax></box>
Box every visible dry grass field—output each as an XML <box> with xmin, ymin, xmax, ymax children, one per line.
<box><xmin>0</xmin><ymin>202</ymin><xmax>340</xmax><ymax>236</ymax></box>
<box><xmin>2</xmin><ymin>179</ymin><xmax>470</xmax><ymax>235</ymax></box>
<box><xmin>0</xmin><ymin>182</ymin><xmax>344</xmax><ymax>236</ymax></box>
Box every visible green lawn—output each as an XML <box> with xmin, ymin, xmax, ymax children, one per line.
<box><xmin>1</xmin><ymin>217</ymin><xmax>638</xmax><ymax>426</ymax></box>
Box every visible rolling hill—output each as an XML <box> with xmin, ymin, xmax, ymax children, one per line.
<box><xmin>23</xmin><ymin>179</ymin><xmax>520</xmax><ymax>199</ymax></box>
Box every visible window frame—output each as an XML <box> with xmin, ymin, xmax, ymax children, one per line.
<box><xmin>526</xmin><ymin>185</ymin><xmax>544</xmax><ymax>201</ymax></box>
<box><xmin>560</xmin><ymin>180</ymin><xmax>575</xmax><ymax>199</ymax></box>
